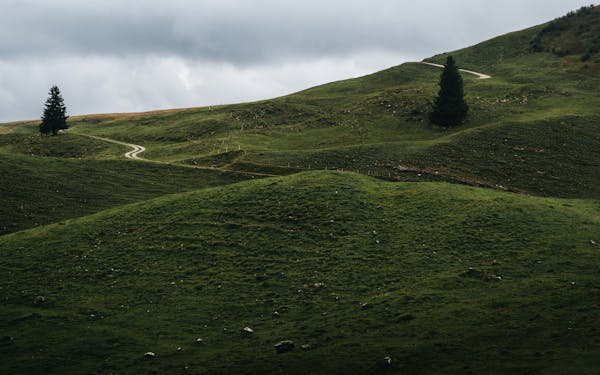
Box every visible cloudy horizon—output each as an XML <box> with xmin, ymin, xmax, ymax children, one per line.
<box><xmin>0</xmin><ymin>0</ymin><xmax>595</xmax><ymax>122</ymax></box>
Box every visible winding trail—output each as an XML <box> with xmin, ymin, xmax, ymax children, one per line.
<box><xmin>420</xmin><ymin>62</ymin><xmax>492</xmax><ymax>80</ymax></box>
<box><xmin>76</xmin><ymin>133</ymin><xmax>281</xmax><ymax>177</ymax></box>
<box><xmin>74</xmin><ymin>61</ymin><xmax>494</xmax><ymax>184</ymax></box>
<box><xmin>82</xmin><ymin>134</ymin><xmax>147</xmax><ymax>160</ymax></box>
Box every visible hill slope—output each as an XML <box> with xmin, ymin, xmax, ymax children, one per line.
<box><xmin>1</xmin><ymin>171</ymin><xmax>599</xmax><ymax>374</ymax></box>
<box><xmin>0</xmin><ymin>132</ymin><xmax>256</xmax><ymax>234</ymax></box>
<box><xmin>1</xmin><ymin>7</ymin><xmax>600</xmax><ymax>374</ymax></box>
<box><xmin>55</xmin><ymin>6</ymin><xmax>600</xmax><ymax>199</ymax></box>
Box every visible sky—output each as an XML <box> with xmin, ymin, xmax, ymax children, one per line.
<box><xmin>0</xmin><ymin>0</ymin><xmax>595</xmax><ymax>122</ymax></box>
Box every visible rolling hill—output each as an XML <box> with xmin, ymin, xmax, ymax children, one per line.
<box><xmin>1</xmin><ymin>171</ymin><xmax>599</xmax><ymax>374</ymax></box>
<box><xmin>1</xmin><ymin>5</ymin><xmax>599</xmax><ymax>374</ymax></box>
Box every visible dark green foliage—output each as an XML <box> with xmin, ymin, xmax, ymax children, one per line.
<box><xmin>581</xmin><ymin>38</ymin><xmax>600</xmax><ymax>61</ymax></box>
<box><xmin>429</xmin><ymin>56</ymin><xmax>468</xmax><ymax>127</ymax></box>
<box><xmin>39</xmin><ymin>86</ymin><xmax>69</xmax><ymax>135</ymax></box>
<box><xmin>531</xmin><ymin>5</ymin><xmax>600</xmax><ymax>57</ymax></box>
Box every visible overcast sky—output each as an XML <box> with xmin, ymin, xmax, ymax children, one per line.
<box><xmin>0</xmin><ymin>0</ymin><xmax>595</xmax><ymax>122</ymax></box>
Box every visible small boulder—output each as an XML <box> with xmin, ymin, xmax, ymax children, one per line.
<box><xmin>196</xmin><ymin>338</ymin><xmax>204</xmax><ymax>344</ymax></box>
<box><xmin>377</xmin><ymin>356</ymin><xmax>393</xmax><ymax>368</ymax></box>
<box><xmin>144</xmin><ymin>352</ymin><xmax>156</xmax><ymax>360</ymax></box>
<box><xmin>275</xmin><ymin>340</ymin><xmax>295</xmax><ymax>353</ymax></box>
<box><xmin>300</xmin><ymin>344</ymin><xmax>313</xmax><ymax>351</ymax></box>
<box><xmin>33</xmin><ymin>296</ymin><xmax>45</xmax><ymax>305</ymax></box>
<box><xmin>242</xmin><ymin>327</ymin><xmax>254</xmax><ymax>336</ymax></box>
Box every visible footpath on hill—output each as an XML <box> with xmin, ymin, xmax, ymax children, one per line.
<box><xmin>81</xmin><ymin>134</ymin><xmax>146</xmax><ymax>160</ymax></box>
<box><xmin>77</xmin><ymin>62</ymin><xmax>495</xmax><ymax>188</ymax></box>
<box><xmin>420</xmin><ymin>62</ymin><xmax>492</xmax><ymax>79</ymax></box>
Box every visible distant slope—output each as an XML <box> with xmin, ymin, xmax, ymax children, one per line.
<box><xmin>0</xmin><ymin>149</ymin><xmax>254</xmax><ymax>234</ymax></box>
<box><xmin>531</xmin><ymin>5</ymin><xmax>600</xmax><ymax>72</ymax></box>
<box><xmin>1</xmin><ymin>171</ymin><xmax>598</xmax><ymax>373</ymax></box>
<box><xmin>50</xmin><ymin>6</ymin><xmax>600</xmax><ymax>199</ymax></box>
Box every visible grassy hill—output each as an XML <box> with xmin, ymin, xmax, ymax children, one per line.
<box><xmin>53</xmin><ymin>6</ymin><xmax>600</xmax><ymax>199</ymax></box>
<box><xmin>1</xmin><ymin>5</ymin><xmax>600</xmax><ymax>374</ymax></box>
<box><xmin>1</xmin><ymin>171</ymin><xmax>599</xmax><ymax>374</ymax></box>
<box><xmin>6</xmin><ymin>5</ymin><xmax>600</xmax><ymax>199</ymax></box>
<box><xmin>0</xmin><ymin>130</ymin><xmax>257</xmax><ymax>234</ymax></box>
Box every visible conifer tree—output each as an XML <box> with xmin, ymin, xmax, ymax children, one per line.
<box><xmin>430</xmin><ymin>56</ymin><xmax>468</xmax><ymax>127</ymax></box>
<box><xmin>40</xmin><ymin>86</ymin><xmax>69</xmax><ymax>135</ymax></box>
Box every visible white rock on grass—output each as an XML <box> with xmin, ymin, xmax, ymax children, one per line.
<box><xmin>144</xmin><ymin>352</ymin><xmax>156</xmax><ymax>359</ymax></box>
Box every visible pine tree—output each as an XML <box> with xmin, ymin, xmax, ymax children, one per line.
<box><xmin>430</xmin><ymin>56</ymin><xmax>469</xmax><ymax>127</ymax></box>
<box><xmin>40</xmin><ymin>86</ymin><xmax>69</xmax><ymax>135</ymax></box>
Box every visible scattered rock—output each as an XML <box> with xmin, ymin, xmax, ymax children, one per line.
<box><xmin>313</xmin><ymin>282</ymin><xmax>326</xmax><ymax>289</ymax></box>
<box><xmin>300</xmin><ymin>344</ymin><xmax>313</xmax><ymax>351</ymax></box>
<box><xmin>382</xmin><ymin>356</ymin><xmax>393</xmax><ymax>367</ymax></box>
<box><xmin>273</xmin><ymin>311</ymin><xmax>280</xmax><ymax>317</ymax></box>
<box><xmin>144</xmin><ymin>352</ymin><xmax>156</xmax><ymax>359</ymax></box>
<box><xmin>242</xmin><ymin>327</ymin><xmax>254</xmax><ymax>336</ymax></box>
<box><xmin>274</xmin><ymin>340</ymin><xmax>295</xmax><ymax>353</ymax></box>
<box><xmin>361</xmin><ymin>302</ymin><xmax>372</xmax><ymax>309</ymax></box>
<box><xmin>176</xmin><ymin>347</ymin><xmax>184</xmax><ymax>352</ymax></box>
<box><xmin>33</xmin><ymin>296</ymin><xmax>45</xmax><ymax>305</ymax></box>
<box><xmin>196</xmin><ymin>338</ymin><xmax>204</xmax><ymax>344</ymax></box>
<box><xmin>591</xmin><ymin>240</ymin><xmax>597</xmax><ymax>246</ymax></box>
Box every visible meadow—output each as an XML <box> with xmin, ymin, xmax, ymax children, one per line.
<box><xmin>1</xmin><ymin>6</ymin><xmax>599</xmax><ymax>374</ymax></box>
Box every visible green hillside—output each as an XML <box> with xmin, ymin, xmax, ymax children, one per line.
<box><xmin>0</xmin><ymin>131</ymin><xmax>256</xmax><ymax>234</ymax></box>
<box><xmin>1</xmin><ymin>5</ymin><xmax>600</xmax><ymax>374</ymax></box>
<box><xmin>56</xmin><ymin>6</ymin><xmax>600</xmax><ymax>199</ymax></box>
<box><xmin>1</xmin><ymin>172</ymin><xmax>599</xmax><ymax>374</ymax></box>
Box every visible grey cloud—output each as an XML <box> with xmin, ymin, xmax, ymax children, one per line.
<box><xmin>2</xmin><ymin>0</ymin><xmax>595</xmax><ymax>64</ymax></box>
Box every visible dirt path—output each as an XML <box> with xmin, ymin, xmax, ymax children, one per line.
<box><xmin>420</xmin><ymin>62</ymin><xmax>492</xmax><ymax>80</ymax></box>
<box><xmin>76</xmin><ymin>133</ymin><xmax>283</xmax><ymax>178</ymax></box>
<box><xmin>81</xmin><ymin>134</ymin><xmax>147</xmax><ymax>160</ymax></box>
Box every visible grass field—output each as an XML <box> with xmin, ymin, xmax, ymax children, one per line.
<box><xmin>1</xmin><ymin>171</ymin><xmax>599</xmax><ymax>374</ymax></box>
<box><xmin>1</xmin><ymin>5</ymin><xmax>600</xmax><ymax>374</ymax></box>
<box><xmin>0</xmin><ymin>132</ymin><xmax>257</xmax><ymax>234</ymax></box>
